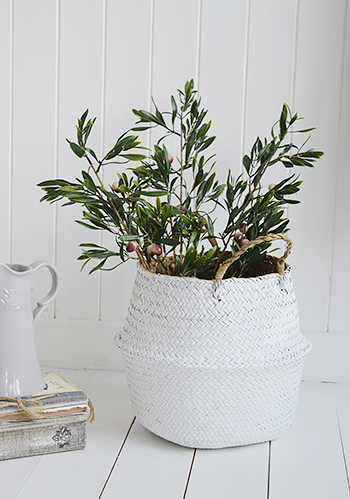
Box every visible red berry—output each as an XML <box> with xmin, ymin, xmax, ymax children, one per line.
<box><xmin>152</xmin><ymin>243</ymin><xmax>162</xmax><ymax>255</ymax></box>
<box><xmin>238</xmin><ymin>222</ymin><xmax>246</xmax><ymax>232</ymax></box>
<box><xmin>234</xmin><ymin>232</ymin><xmax>244</xmax><ymax>243</ymax></box>
<box><xmin>169</xmin><ymin>155</ymin><xmax>174</xmax><ymax>164</ymax></box>
<box><xmin>126</xmin><ymin>241</ymin><xmax>137</xmax><ymax>253</ymax></box>
<box><xmin>146</xmin><ymin>243</ymin><xmax>162</xmax><ymax>256</ymax></box>
<box><xmin>111</xmin><ymin>181</ymin><xmax>120</xmax><ymax>193</ymax></box>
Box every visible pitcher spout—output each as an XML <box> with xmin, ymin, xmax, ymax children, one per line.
<box><xmin>0</xmin><ymin>263</ymin><xmax>32</xmax><ymax>275</ymax></box>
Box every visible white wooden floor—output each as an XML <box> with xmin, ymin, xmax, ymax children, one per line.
<box><xmin>1</xmin><ymin>368</ymin><xmax>350</xmax><ymax>499</ymax></box>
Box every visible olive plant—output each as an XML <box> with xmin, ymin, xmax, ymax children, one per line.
<box><xmin>38</xmin><ymin>80</ymin><xmax>323</xmax><ymax>279</ymax></box>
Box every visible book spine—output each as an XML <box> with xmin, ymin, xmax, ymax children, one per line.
<box><xmin>0</xmin><ymin>414</ymin><xmax>87</xmax><ymax>461</ymax></box>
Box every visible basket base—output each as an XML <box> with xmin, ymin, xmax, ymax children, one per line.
<box><xmin>137</xmin><ymin>418</ymin><xmax>292</xmax><ymax>450</ymax></box>
<box><xmin>123</xmin><ymin>355</ymin><xmax>305</xmax><ymax>449</ymax></box>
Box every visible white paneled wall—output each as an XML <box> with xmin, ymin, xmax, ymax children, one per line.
<box><xmin>330</xmin><ymin>0</ymin><xmax>350</xmax><ymax>333</ymax></box>
<box><xmin>290</xmin><ymin>0</ymin><xmax>348</xmax><ymax>333</ymax></box>
<box><xmin>1</xmin><ymin>0</ymin><xmax>349</xmax><ymax>369</ymax></box>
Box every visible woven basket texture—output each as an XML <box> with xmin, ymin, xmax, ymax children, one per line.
<box><xmin>116</xmin><ymin>265</ymin><xmax>311</xmax><ymax>449</ymax></box>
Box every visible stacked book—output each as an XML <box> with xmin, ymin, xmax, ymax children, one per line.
<box><xmin>0</xmin><ymin>372</ymin><xmax>94</xmax><ymax>460</ymax></box>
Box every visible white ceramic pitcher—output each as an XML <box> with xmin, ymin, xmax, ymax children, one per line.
<box><xmin>0</xmin><ymin>261</ymin><xmax>59</xmax><ymax>397</ymax></box>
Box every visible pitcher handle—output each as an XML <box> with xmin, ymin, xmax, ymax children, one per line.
<box><xmin>30</xmin><ymin>261</ymin><xmax>59</xmax><ymax>324</ymax></box>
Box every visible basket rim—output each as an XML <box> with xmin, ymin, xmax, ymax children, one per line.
<box><xmin>137</xmin><ymin>261</ymin><xmax>292</xmax><ymax>284</ymax></box>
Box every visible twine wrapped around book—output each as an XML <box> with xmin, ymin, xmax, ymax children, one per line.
<box><xmin>0</xmin><ymin>393</ymin><xmax>95</xmax><ymax>423</ymax></box>
<box><xmin>0</xmin><ymin>395</ymin><xmax>95</xmax><ymax>423</ymax></box>
<box><xmin>0</xmin><ymin>394</ymin><xmax>57</xmax><ymax>418</ymax></box>
<box><xmin>87</xmin><ymin>399</ymin><xmax>95</xmax><ymax>423</ymax></box>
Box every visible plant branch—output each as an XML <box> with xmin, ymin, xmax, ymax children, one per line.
<box><xmin>85</xmin><ymin>155</ymin><xmax>150</xmax><ymax>271</ymax></box>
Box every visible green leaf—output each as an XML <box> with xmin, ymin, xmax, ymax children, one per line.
<box><xmin>79</xmin><ymin>109</ymin><xmax>89</xmax><ymax>127</ymax></box>
<box><xmin>132</xmin><ymin>125</ymin><xmax>155</xmax><ymax>131</ymax></box>
<box><xmin>68</xmin><ymin>141</ymin><xmax>85</xmax><ymax>158</ymax></box>
<box><xmin>197</xmin><ymin>136</ymin><xmax>216</xmax><ymax>152</ymax></box>
<box><xmin>192</xmin><ymin>168</ymin><xmax>204</xmax><ymax>191</ymax></box>
<box><xmin>105</xmin><ymin>145</ymin><xmax>122</xmax><ymax>160</ymax></box>
<box><xmin>38</xmin><ymin>179</ymin><xmax>72</xmax><ymax>187</ymax></box>
<box><xmin>279</xmin><ymin>107</ymin><xmax>287</xmax><ymax>140</ymax></box>
<box><xmin>83</xmin><ymin>118</ymin><xmax>96</xmax><ymax>143</ymax></box>
<box><xmin>139</xmin><ymin>190</ymin><xmax>169</xmax><ymax>197</ymax></box>
<box><xmin>76</xmin><ymin>221</ymin><xmax>101</xmax><ymax>230</ymax></box>
<box><xmin>81</xmin><ymin>170</ymin><xmax>96</xmax><ymax>193</ymax></box>
<box><xmin>89</xmin><ymin>259</ymin><xmax>107</xmax><ymax>274</ymax></box>
<box><xmin>211</xmin><ymin>184</ymin><xmax>225</xmax><ymax>199</ymax></box>
<box><xmin>282</xmin><ymin>160</ymin><xmax>294</xmax><ymax>168</ymax></box>
<box><xmin>179</xmin><ymin>214</ymin><xmax>192</xmax><ymax>223</ymax></box>
<box><xmin>283</xmin><ymin>199</ymin><xmax>300</xmax><ymax>204</ymax></box>
<box><xmin>161</xmin><ymin>238</ymin><xmax>180</xmax><ymax>247</ymax></box>
<box><xmin>170</xmin><ymin>95</ymin><xmax>178</xmax><ymax>126</ymax></box>
<box><xmin>86</xmin><ymin>148</ymin><xmax>99</xmax><ymax>162</ymax></box>
<box><xmin>120</xmin><ymin>153</ymin><xmax>147</xmax><ymax>161</ymax></box>
<box><xmin>291</xmin><ymin>127</ymin><xmax>316</xmax><ymax>133</ymax></box>
<box><xmin>119</xmin><ymin>234</ymin><xmax>141</xmax><ymax>241</ymax></box>
<box><xmin>79</xmin><ymin>242</ymin><xmax>105</xmax><ymax>249</ymax></box>
<box><xmin>132</xmin><ymin>109</ymin><xmax>165</xmax><ymax>127</ymax></box>
<box><xmin>300</xmin><ymin>149</ymin><xmax>324</xmax><ymax>159</ymax></box>
<box><xmin>243</xmin><ymin>155</ymin><xmax>251</xmax><ymax>174</ymax></box>
<box><xmin>189</xmin><ymin>231</ymin><xmax>198</xmax><ymax>244</ymax></box>
<box><xmin>154</xmin><ymin>104</ymin><xmax>166</xmax><ymax>127</ymax></box>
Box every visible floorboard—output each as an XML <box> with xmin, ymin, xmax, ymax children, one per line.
<box><xmin>269</xmin><ymin>382</ymin><xmax>350</xmax><ymax>499</ymax></box>
<box><xmin>101</xmin><ymin>419</ymin><xmax>194</xmax><ymax>499</ymax></box>
<box><xmin>185</xmin><ymin>442</ymin><xmax>270</xmax><ymax>499</ymax></box>
<box><xmin>333</xmin><ymin>383</ymin><xmax>350</xmax><ymax>494</ymax></box>
<box><xmin>1</xmin><ymin>372</ymin><xmax>350</xmax><ymax>499</ymax></box>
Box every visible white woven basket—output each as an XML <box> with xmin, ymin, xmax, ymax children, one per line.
<box><xmin>116</xmin><ymin>235</ymin><xmax>311</xmax><ymax>449</ymax></box>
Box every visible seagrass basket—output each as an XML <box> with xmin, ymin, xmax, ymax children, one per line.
<box><xmin>116</xmin><ymin>234</ymin><xmax>311</xmax><ymax>449</ymax></box>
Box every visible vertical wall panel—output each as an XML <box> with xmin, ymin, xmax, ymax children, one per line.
<box><xmin>0</xmin><ymin>0</ymin><xmax>11</xmax><ymax>263</ymax></box>
<box><xmin>244</xmin><ymin>0</ymin><xmax>297</xmax><ymax>147</ymax></box>
<box><xmin>243</xmin><ymin>0</ymin><xmax>297</xmax><ymax>265</ymax></box>
<box><xmin>100</xmin><ymin>0</ymin><xmax>152</xmax><ymax>321</ymax></box>
<box><xmin>244</xmin><ymin>0</ymin><xmax>297</xmax><ymax>197</ymax></box>
<box><xmin>198</xmin><ymin>0</ymin><xmax>247</xmax><ymax>234</ymax></box>
<box><xmin>289</xmin><ymin>0</ymin><xmax>347</xmax><ymax>332</ymax></box>
<box><xmin>55</xmin><ymin>0</ymin><xmax>105</xmax><ymax>319</ymax></box>
<box><xmin>152</xmin><ymin>0</ymin><xmax>200</xmax><ymax>112</ymax></box>
<box><xmin>328</xmin><ymin>2</ymin><xmax>350</xmax><ymax>333</ymax></box>
<box><xmin>11</xmin><ymin>0</ymin><xmax>57</xmax><ymax>311</ymax></box>
<box><xmin>147</xmin><ymin>0</ymin><xmax>201</xmax><ymax>197</ymax></box>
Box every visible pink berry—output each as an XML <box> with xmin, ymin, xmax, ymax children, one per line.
<box><xmin>126</xmin><ymin>241</ymin><xmax>137</xmax><ymax>253</ymax></box>
<box><xmin>146</xmin><ymin>243</ymin><xmax>162</xmax><ymax>256</ymax></box>
<box><xmin>241</xmin><ymin>239</ymin><xmax>250</xmax><ymax>246</ymax></box>
<box><xmin>176</xmin><ymin>204</ymin><xmax>186</xmax><ymax>212</ymax></box>
<box><xmin>234</xmin><ymin>232</ymin><xmax>244</xmax><ymax>243</ymax></box>
<box><xmin>268</xmin><ymin>183</ymin><xmax>276</xmax><ymax>191</ymax></box>
<box><xmin>152</xmin><ymin>243</ymin><xmax>162</xmax><ymax>255</ymax></box>
<box><xmin>169</xmin><ymin>155</ymin><xmax>174</xmax><ymax>164</ymax></box>
<box><xmin>112</xmin><ymin>181</ymin><xmax>120</xmax><ymax>193</ymax></box>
